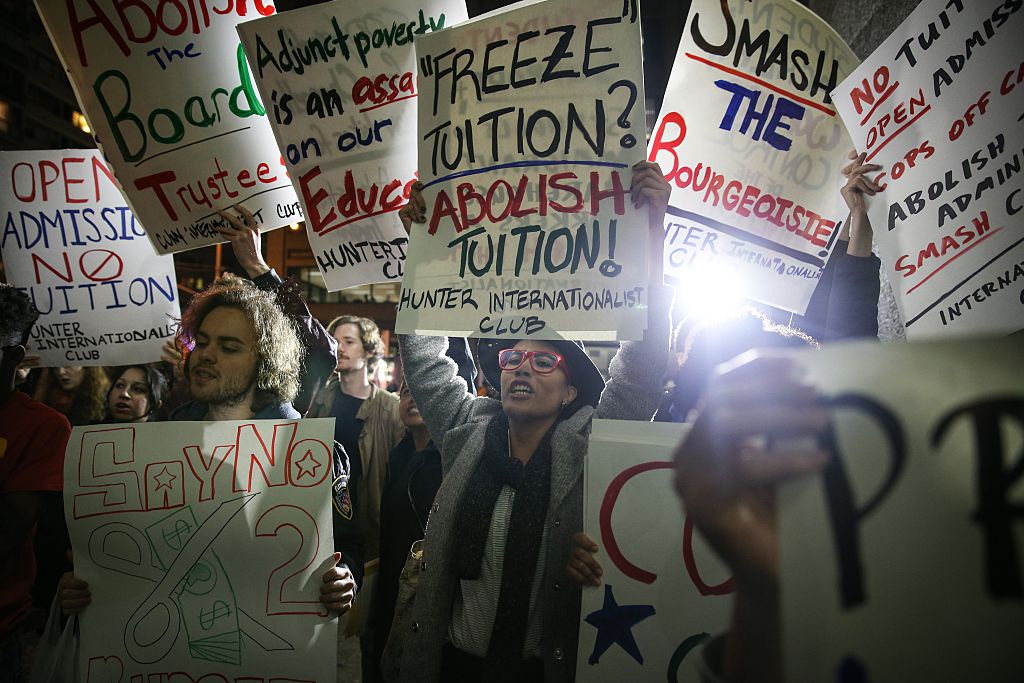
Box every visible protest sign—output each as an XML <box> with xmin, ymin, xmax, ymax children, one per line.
<box><xmin>779</xmin><ymin>338</ymin><xmax>1024</xmax><ymax>680</ymax></box>
<box><xmin>33</xmin><ymin>0</ymin><xmax>299</xmax><ymax>254</ymax></box>
<box><xmin>649</xmin><ymin>0</ymin><xmax>858</xmax><ymax>314</ymax></box>
<box><xmin>579</xmin><ymin>420</ymin><xmax>731</xmax><ymax>681</ymax></box>
<box><xmin>0</xmin><ymin>150</ymin><xmax>179</xmax><ymax>366</ymax></box>
<box><xmin>832</xmin><ymin>0</ymin><xmax>1024</xmax><ymax>338</ymax></box>
<box><xmin>237</xmin><ymin>0</ymin><xmax>467</xmax><ymax>291</ymax></box>
<box><xmin>65</xmin><ymin>418</ymin><xmax>339</xmax><ymax>681</ymax></box>
<box><xmin>396</xmin><ymin>0</ymin><xmax>651</xmax><ymax>340</ymax></box>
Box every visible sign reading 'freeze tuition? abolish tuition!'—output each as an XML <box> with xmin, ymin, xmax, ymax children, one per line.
<box><xmin>34</xmin><ymin>0</ymin><xmax>299</xmax><ymax>254</ymax></box>
<box><xmin>397</xmin><ymin>0</ymin><xmax>651</xmax><ymax>341</ymax></box>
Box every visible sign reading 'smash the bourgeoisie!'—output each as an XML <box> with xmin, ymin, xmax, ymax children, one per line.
<box><xmin>0</xmin><ymin>150</ymin><xmax>179</xmax><ymax>366</ymax></box>
<box><xmin>397</xmin><ymin>0</ymin><xmax>651</xmax><ymax>340</ymax></box>
<box><xmin>34</xmin><ymin>0</ymin><xmax>299</xmax><ymax>254</ymax></box>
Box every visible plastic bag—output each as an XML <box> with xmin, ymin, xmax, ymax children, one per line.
<box><xmin>29</xmin><ymin>594</ymin><xmax>78</xmax><ymax>683</ymax></box>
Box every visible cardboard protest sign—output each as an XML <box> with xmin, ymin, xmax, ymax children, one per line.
<box><xmin>579</xmin><ymin>420</ymin><xmax>731</xmax><ymax>681</ymax></box>
<box><xmin>779</xmin><ymin>338</ymin><xmax>1024</xmax><ymax>681</ymax></box>
<box><xmin>237</xmin><ymin>0</ymin><xmax>467</xmax><ymax>291</ymax></box>
<box><xmin>649</xmin><ymin>0</ymin><xmax>858</xmax><ymax>314</ymax></box>
<box><xmin>0</xmin><ymin>150</ymin><xmax>179</xmax><ymax>366</ymax></box>
<box><xmin>832</xmin><ymin>0</ymin><xmax>1024</xmax><ymax>338</ymax></box>
<box><xmin>65</xmin><ymin>419</ymin><xmax>339</xmax><ymax>681</ymax></box>
<box><xmin>34</xmin><ymin>0</ymin><xmax>299</xmax><ymax>254</ymax></box>
<box><xmin>397</xmin><ymin>0</ymin><xmax>651</xmax><ymax>340</ymax></box>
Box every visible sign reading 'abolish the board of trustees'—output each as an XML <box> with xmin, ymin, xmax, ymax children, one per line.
<box><xmin>397</xmin><ymin>0</ymin><xmax>651</xmax><ymax>340</ymax></box>
<box><xmin>34</xmin><ymin>0</ymin><xmax>299</xmax><ymax>254</ymax></box>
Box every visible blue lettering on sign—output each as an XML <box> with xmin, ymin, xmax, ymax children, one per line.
<box><xmin>714</xmin><ymin>79</ymin><xmax>805</xmax><ymax>152</ymax></box>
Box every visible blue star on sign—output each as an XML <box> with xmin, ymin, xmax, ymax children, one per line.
<box><xmin>584</xmin><ymin>583</ymin><xmax>656</xmax><ymax>665</ymax></box>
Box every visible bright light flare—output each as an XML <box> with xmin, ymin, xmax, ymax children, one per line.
<box><xmin>672</xmin><ymin>263</ymin><xmax>746</xmax><ymax>321</ymax></box>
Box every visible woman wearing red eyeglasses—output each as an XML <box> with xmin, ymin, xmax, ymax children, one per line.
<box><xmin>391</xmin><ymin>161</ymin><xmax>672</xmax><ymax>683</ymax></box>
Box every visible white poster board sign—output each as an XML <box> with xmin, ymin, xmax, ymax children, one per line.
<box><xmin>649</xmin><ymin>0</ymin><xmax>858</xmax><ymax>314</ymax></box>
<box><xmin>780</xmin><ymin>338</ymin><xmax>1024</xmax><ymax>681</ymax></box>
<box><xmin>832</xmin><ymin>0</ymin><xmax>1024</xmax><ymax>338</ymax></box>
<box><xmin>237</xmin><ymin>0</ymin><xmax>467</xmax><ymax>291</ymax></box>
<box><xmin>64</xmin><ymin>419</ymin><xmax>339</xmax><ymax>681</ymax></box>
<box><xmin>34</xmin><ymin>0</ymin><xmax>299</xmax><ymax>254</ymax></box>
<box><xmin>397</xmin><ymin>0</ymin><xmax>651</xmax><ymax>340</ymax></box>
<box><xmin>579</xmin><ymin>420</ymin><xmax>731</xmax><ymax>681</ymax></box>
<box><xmin>0</xmin><ymin>150</ymin><xmax>179</xmax><ymax>366</ymax></box>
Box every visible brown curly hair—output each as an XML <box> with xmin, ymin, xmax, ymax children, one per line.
<box><xmin>178</xmin><ymin>276</ymin><xmax>304</xmax><ymax>407</ymax></box>
<box><xmin>326</xmin><ymin>315</ymin><xmax>385</xmax><ymax>372</ymax></box>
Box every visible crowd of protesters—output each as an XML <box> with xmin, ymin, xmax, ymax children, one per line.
<box><xmin>0</xmin><ymin>125</ymin><xmax>888</xmax><ymax>683</ymax></box>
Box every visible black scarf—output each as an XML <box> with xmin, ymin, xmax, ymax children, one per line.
<box><xmin>452</xmin><ymin>411</ymin><xmax>553</xmax><ymax>675</ymax></box>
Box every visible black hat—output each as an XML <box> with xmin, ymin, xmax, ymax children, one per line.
<box><xmin>477</xmin><ymin>337</ymin><xmax>605</xmax><ymax>408</ymax></box>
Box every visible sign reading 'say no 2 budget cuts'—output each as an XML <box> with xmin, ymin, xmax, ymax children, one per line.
<box><xmin>34</xmin><ymin>0</ymin><xmax>299</xmax><ymax>254</ymax></box>
<box><xmin>832</xmin><ymin>0</ymin><xmax>1024</xmax><ymax>338</ymax></box>
<box><xmin>237</xmin><ymin>0</ymin><xmax>467</xmax><ymax>292</ymax></box>
<box><xmin>650</xmin><ymin>0</ymin><xmax>858</xmax><ymax>314</ymax></box>
<box><xmin>397</xmin><ymin>0</ymin><xmax>650</xmax><ymax>340</ymax></box>
<box><xmin>0</xmin><ymin>150</ymin><xmax>179</xmax><ymax>367</ymax></box>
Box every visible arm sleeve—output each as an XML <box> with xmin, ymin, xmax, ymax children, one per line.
<box><xmin>398</xmin><ymin>335</ymin><xmax>493</xmax><ymax>449</ymax></box>
<box><xmin>252</xmin><ymin>269</ymin><xmax>339</xmax><ymax>412</ymax></box>
<box><xmin>332</xmin><ymin>441</ymin><xmax>364</xmax><ymax>589</ymax></box>
<box><xmin>594</xmin><ymin>286</ymin><xmax>672</xmax><ymax>422</ymax></box>
<box><xmin>824</xmin><ymin>247</ymin><xmax>881</xmax><ymax>342</ymax></box>
<box><xmin>2</xmin><ymin>413</ymin><xmax>71</xmax><ymax>493</ymax></box>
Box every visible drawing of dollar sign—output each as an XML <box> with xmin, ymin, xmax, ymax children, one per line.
<box><xmin>199</xmin><ymin>600</ymin><xmax>232</xmax><ymax>630</ymax></box>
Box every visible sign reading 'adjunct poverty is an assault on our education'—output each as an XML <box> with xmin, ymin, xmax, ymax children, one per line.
<box><xmin>0</xmin><ymin>150</ymin><xmax>179</xmax><ymax>367</ymax></box>
<box><xmin>238</xmin><ymin>0</ymin><xmax>468</xmax><ymax>292</ymax></box>
<box><xmin>397</xmin><ymin>0</ymin><xmax>651</xmax><ymax>340</ymax></box>
<box><xmin>34</xmin><ymin>0</ymin><xmax>299</xmax><ymax>255</ymax></box>
<box><xmin>832</xmin><ymin>0</ymin><xmax>1024</xmax><ymax>338</ymax></box>
<box><xmin>66</xmin><ymin>419</ymin><xmax>339</xmax><ymax>681</ymax></box>
<box><xmin>649</xmin><ymin>0</ymin><xmax>858</xmax><ymax>314</ymax></box>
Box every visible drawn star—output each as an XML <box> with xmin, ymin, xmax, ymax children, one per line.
<box><xmin>152</xmin><ymin>466</ymin><xmax>176</xmax><ymax>491</ymax></box>
<box><xmin>584</xmin><ymin>583</ymin><xmax>656</xmax><ymax>665</ymax></box>
<box><xmin>293</xmin><ymin>450</ymin><xmax>321</xmax><ymax>480</ymax></box>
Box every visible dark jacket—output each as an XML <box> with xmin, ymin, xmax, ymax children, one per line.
<box><xmin>169</xmin><ymin>399</ymin><xmax>364</xmax><ymax>587</ymax></box>
<box><xmin>369</xmin><ymin>433</ymin><xmax>442</xmax><ymax>677</ymax></box>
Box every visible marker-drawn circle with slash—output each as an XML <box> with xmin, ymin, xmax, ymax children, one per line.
<box><xmin>79</xmin><ymin>249</ymin><xmax>123</xmax><ymax>282</ymax></box>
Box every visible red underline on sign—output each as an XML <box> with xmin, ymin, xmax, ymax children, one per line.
<box><xmin>422</xmin><ymin>159</ymin><xmax>630</xmax><ymax>190</ymax></box>
<box><xmin>359</xmin><ymin>93</ymin><xmax>418</xmax><ymax>113</ymax></box>
<box><xmin>906</xmin><ymin>227</ymin><xmax>1003</xmax><ymax>295</ymax></box>
<box><xmin>858</xmin><ymin>82</ymin><xmax>900</xmax><ymax>127</ymax></box>
<box><xmin>864</xmin><ymin>105</ymin><xmax>931</xmax><ymax>163</ymax></box>
<box><xmin>315</xmin><ymin>206</ymin><xmax>402</xmax><ymax>236</ymax></box>
<box><xmin>684</xmin><ymin>52</ymin><xmax>836</xmax><ymax>117</ymax></box>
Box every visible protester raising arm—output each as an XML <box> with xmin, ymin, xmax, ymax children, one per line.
<box><xmin>823</xmin><ymin>151</ymin><xmax>883</xmax><ymax>341</ymax></box>
<box><xmin>216</xmin><ymin>205</ymin><xmax>338</xmax><ymax>413</ymax></box>
<box><xmin>673</xmin><ymin>353</ymin><xmax>830</xmax><ymax>683</ymax></box>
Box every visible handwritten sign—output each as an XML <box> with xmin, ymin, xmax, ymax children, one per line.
<box><xmin>237</xmin><ymin>0</ymin><xmax>467</xmax><ymax>291</ymax></box>
<box><xmin>832</xmin><ymin>0</ymin><xmax>1024</xmax><ymax>338</ymax></box>
<box><xmin>579</xmin><ymin>420</ymin><xmax>731</xmax><ymax>681</ymax></box>
<box><xmin>649</xmin><ymin>0</ymin><xmax>858</xmax><ymax>314</ymax></box>
<box><xmin>396</xmin><ymin>0</ymin><xmax>650</xmax><ymax>340</ymax></box>
<box><xmin>779</xmin><ymin>338</ymin><xmax>1024</xmax><ymax>681</ymax></box>
<box><xmin>34</xmin><ymin>0</ymin><xmax>299</xmax><ymax>254</ymax></box>
<box><xmin>65</xmin><ymin>419</ymin><xmax>338</xmax><ymax>681</ymax></box>
<box><xmin>0</xmin><ymin>150</ymin><xmax>179</xmax><ymax>367</ymax></box>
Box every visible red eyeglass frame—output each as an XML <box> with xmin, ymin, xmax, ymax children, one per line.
<box><xmin>497</xmin><ymin>348</ymin><xmax>572</xmax><ymax>380</ymax></box>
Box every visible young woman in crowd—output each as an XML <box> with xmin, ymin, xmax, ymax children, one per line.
<box><xmin>103</xmin><ymin>365</ymin><xmax>167</xmax><ymax>423</ymax></box>
<box><xmin>32</xmin><ymin>366</ymin><xmax>108</xmax><ymax>425</ymax></box>
<box><xmin>389</xmin><ymin>161</ymin><xmax>672</xmax><ymax>683</ymax></box>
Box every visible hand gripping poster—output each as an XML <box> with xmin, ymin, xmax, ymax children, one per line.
<box><xmin>64</xmin><ymin>419</ymin><xmax>340</xmax><ymax>681</ymax></box>
<box><xmin>0</xmin><ymin>150</ymin><xmax>180</xmax><ymax>366</ymax></box>
<box><xmin>237</xmin><ymin>0</ymin><xmax>468</xmax><ymax>292</ymax></box>
<box><xmin>779</xmin><ymin>338</ymin><xmax>1024</xmax><ymax>681</ymax></box>
<box><xmin>832</xmin><ymin>0</ymin><xmax>1024</xmax><ymax>338</ymax></box>
<box><xmin>34</xmin><ymin>0</ymin><xmax>300</xmax><ymax>254</ymax></box>
<box><xmin>579</xmin><ymin>420</ymin><xmax>731</xmax><ymax>682</ymax></box>
<box><xmin>649</xmin><ymin>0</ymin><xmax>859</xmax><ymax>314</ymax></box>
<box><xmin>397</xmin><ymin>0</ymin><xmax>652</xmax><ymax>341</ymax></box>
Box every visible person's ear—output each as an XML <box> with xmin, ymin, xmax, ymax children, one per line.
<box><xmin>564</xmin><ymin>385</ymin><xmax>578</xmax><ymax>405</ymax></box>
<box><xmin>7</xmin><ymin>344</ymin><xmax>27</xmax><ymax>367</ymax></box>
